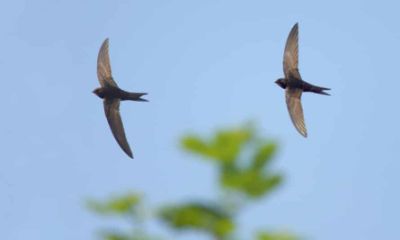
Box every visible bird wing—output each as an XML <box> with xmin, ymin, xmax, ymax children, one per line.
<box><xmin>97</xmin><ymin>38</ymin><xmax>119</xmax><ymax>87</ymax></box>
<box><xmin>283</xmin><ymin>23</ymin><xmax>302</xmax><ymax>80</ymax></box>
<box><xmin>285</xmin><ymin>88</ymin><xmax>307</xmax><ymax>137</ymax></box>
<box><xmin>104</xmin><ymin>98</ymin><xmax>133</xmax><ymax>158</ymax></box>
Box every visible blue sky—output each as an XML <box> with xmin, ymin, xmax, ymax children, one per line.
<box><xmin>1</xmin><ymin>0</ymin><xmax>400</xmax><ymax>239</ymax></box>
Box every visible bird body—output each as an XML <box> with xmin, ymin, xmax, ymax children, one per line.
<box><xmin>94</xmin><ymin>38</ymin><xmax>147</xmax><ymax>158</ymax></box>
<box><xmin>275</xmin><ymin>23</ymin><xmax>330</xmax><ymax>137</ymax></box>
<box><xmin>93</xmin><ymin>86</ymin><xmax>147</xmax><ymax>101</ymax></box>
<box><xmin>276</xmin><ymin>78</ymin><xmax>330</xmax><ymax>96</ymax></box>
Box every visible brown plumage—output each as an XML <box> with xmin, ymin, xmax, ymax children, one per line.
<box><xmin>275</xmin><ymin>23</ymin><xmax>330</xmax><ymax>137</ymax></box>
<box><xmin>93</xmin><ymin>38</ymin><xmax>147</xmax><ymax>158</ymax></box>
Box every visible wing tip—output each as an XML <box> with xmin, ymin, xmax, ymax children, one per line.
<box><xmin>301</xmin><ymin>131</ymin><xmax>308</xmax><ymax>138</ymax></box>
<box><xmin>292</xmin><ymin>22</ymin><xmax>299</xmax><ymax>33</ymax></box>
<box><xmin>295</xmin><ymin>126</ymin><xmax>307</xmax><ymax>138</ymax></box>
<box><xmin>99</xmin><ymin>38</ymin><xmax>109</xmax><ymax>53</ymax></box>
<box><xmin>288</xmin><ymin>22</ymin><xmax>298</xmax><ymax>31</ymax></box>
<box><xmin>103</xmin><ymin>38</ymin><xmax>109</xmax><ymax>45</ymax></box>
<box><xmin>122</xmin><ymin>142</ymin><xmax>134</xmax><ymax>159</ymax></box>
<box><xmin>124</xmin><ymin>148</ymin><xmax>134</xmax><ymax>159</ymax></box>
<box><xmin>125</xmin><ymin>143</ymin><xmax>134</xmax><ymax>159</ymax></box>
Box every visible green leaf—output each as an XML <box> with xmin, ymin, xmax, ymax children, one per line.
<box><xmin>212</xmin><ymin>129</ymin><xmax>252</xmax><ymax>163</ymax></box>
<box><xmin>101</xmin><ymin>232</ymin><xmax>131</xmax><ymax>240</ymax></box>
<box><xmin>87</xmin><ymin>193</ymin><xmax>141</xmax><ymax>215</ymax></box>
<box><xmin>100</xmin><ymin>231</ymin><xmax>158</xmax><ymax>240</ymax></box>
<box><xmin>251</xmin><ymin>143</ymin><xmax>277</xmax><ymax>170</ymax></box>
<box><xmin>181</xmin><ymin>136</ymin><xmax>210</xmax><ymax>157</ymax></box>
<box><xmin>221</xmin><ymin>166</ymin><xmax>282</xmax><ymax>198</ymax></box>
<box><xmin>159</xmin><ymin>202</ymin><xmax>235</xmax><ymax>238</ymax></box>
<box><xmin>182</xmin><ymin>125</ymin><xmax>281</xmax><ymax>199</ymax></box>
<box><xmin>257</xmin><ymin>231</ymin><xmax>300</xmax><ymax>240</ymax></box>
<box><xmin>181</xmin><ymin>127</ymin><xmax>252</xmax><ymax>164</ymax></box>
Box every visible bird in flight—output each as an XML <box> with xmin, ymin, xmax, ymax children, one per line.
<box><xmin>275</xmin><ymin>23</ymin><xmax>330</xmax><ymax>137</ymax></box>
<box><xmin>93</xmin><ymin>38</ymin><xmax>147</xmax><ymax>158</ymax></box>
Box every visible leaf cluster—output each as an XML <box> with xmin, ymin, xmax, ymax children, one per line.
<box><xmin>88</xmin><ymin>125</ymin><xmax>300</xmax><ymax>240</ymax></box>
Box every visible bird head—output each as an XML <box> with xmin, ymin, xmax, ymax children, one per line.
<box><xmin>93</xmin><ymin>88</ymin><xmax>104</xmax><ymax>98</ymax></box>
<box><xmin>275</xmin><ymin>78</ymin><xmax>287</xmax><ymax>89</ymax></box>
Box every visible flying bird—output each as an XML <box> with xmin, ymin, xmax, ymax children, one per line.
<box><xmin>275</xmin><ymin>23</ymin><xmax>330</xmax><ymax>137</ymax></box>
<box><xmin>93</xmin><ymin>38</ymin><xmax>147</xmax><ymax>158</ymax></box>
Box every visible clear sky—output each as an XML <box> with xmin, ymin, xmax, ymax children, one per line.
<box><xmin>1</xmin><ymin>0</ymin><xmax>399</xmax><ymax>239</ymax></box>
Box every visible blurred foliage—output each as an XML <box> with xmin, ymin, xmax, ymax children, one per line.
<box><xmin>88</xmin><ymin>124</ymin><xmax>301</xmax><ymax>240</ymax></box>
<box><xmin>87</xmin><ymin>193</ymin><xmax>141</xmax><ymax>216</ymax></box>
<box><xmin>88</xmin><ymin>193</ymin><xmax>159</xmax><ymax>240</ymax></box>
<box><xmin>220</xmin><ymin>165</ymin><xmax>282</xmax><ymax>198</ymax></box>
<box><xmin>182</xmin><ymin>127</ymin><xmax>251</xmax><ymax>163</ymax></box>
<box><xmin>95</xmin><ymin>231</ymin><xmax>158</xmax><ymax>240</ymax></box>
<box><xmin>160</xmin><ymin>202</ymin><xmax>234</xmax><ymax>239</ymax></box>
<box><xmin>257</xmin><ymin>232</ymin><xmax>300</xmax><ymax>240</ymax></box>
<box><xmin>98</xmin><ymin>232</ymin><xmax>159</xmax><ymax>240</ymax></box>
<box><xmin>182</xmin><ymin>126</ymin><xmax>282</xmax><ymax>198</ymax></box>
<box><xmin>99</xmin><ymin>232</ymin><xmax>135</xmax><ymax>240</ymax></box>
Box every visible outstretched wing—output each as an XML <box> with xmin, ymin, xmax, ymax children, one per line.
<box><xmin>283</xmin><ymin>23</ymin><xmax>301</xmax><ymax>80</ymax></box>
<box><xmin>97</xmin><ymin>38</ymin><xmax>118</xmax><ymax>87</ymax></box>
<box><xmin>103</xmin><ymin>99</ymin><xmax>133</xmax><ymax>158</ymax></box>
<box><xmin>285</xmin><ymin>88</ymin><xmax>307</xmax><ymax>137</ymax></box>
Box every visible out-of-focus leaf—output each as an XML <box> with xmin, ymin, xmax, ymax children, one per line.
<box><xmin>181</xmin><ymin>136</ymin><xmax>211</xmax><ymax>157</ymax></box>
<box><xmin>212</xmin><ymin>129</ymin><xmax>252</xmax><ymax>163</ymax></box>
<box><xmin>159</xmin><ymin>203</ymin><xmax>235</xmax><ymax>238</ymax></box>
<box><xmin>261</xmin><ymin>175</ymin><xmax>283</xmax><ymax>195</ymax></box>
<box><xmin>251</xmin><ymin>143</ymin><xmax>277</xmax><ymax>170</ymax></box>
<box><xmin>181</xmin><ymin>128</ymin><xmax>252</xmax><ymax>163</ymax></box>
<box><xmin>183</xmin><ymin>125</ymin><xmax>281</xmax><ymax>199</ymax></box>
<box><xmin>221</xmin><ymin>166</ymin><xmax>282</xmax><ymax>198</ymax></box>
<box><xmin>87</xmin><ymin>193</ymin><xmax>141</xmax><ymax>215</ymax></box>
<box><xmin>257</xmin><ymin>231</ymin><xmax>300</xmax><ymax>240</ymax></box>
<box><xmin>101</xmin><ymin>231</ymin><xmax>158</xmax><ymax>240</ymax></box>
<box><xmin>101</xmin><ymin>232</ymin><xmax>131</xmax><ymax>240</ymax></box>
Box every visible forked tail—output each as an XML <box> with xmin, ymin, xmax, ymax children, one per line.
<box><xmin>124</xmin><ymin>92</ymin><xmax>148</xmax><ymax>102</ymax></box>
<box><xmin>303</xmin><ymin>82</ymin><xmax>330</xmax><ymax>95</ymax></box>
<box><xmin>310</xmin><ymin>86</ymin><xmax>330</xmax><ymax>95</ymax></box>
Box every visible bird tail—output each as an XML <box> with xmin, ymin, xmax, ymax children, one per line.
<box><xmin>304</xmin><ymin>82</ymin><xmax>330</xmax><ymax>96</ymax></box>
<box><xmin>311</xmin><ymin>86</ymin><xmax>330</xmax><ymax>96</ymax></box>
<box><xmin>125</xmin><ymin>92</ymin><xmax>148</xmax><ymax>102</ymax></box>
